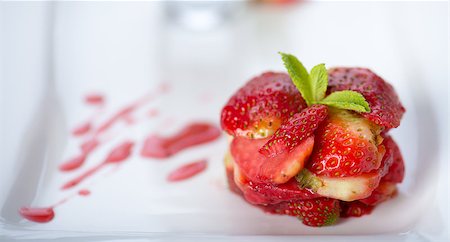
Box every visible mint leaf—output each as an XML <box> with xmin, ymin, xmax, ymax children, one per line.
<box><xmin>309</xmin><ymin>63</ymin><xmax>328</xmax><ymax>102</ymax></box>
<box><xmin>279</xmin><ymin>52</ymin><xmax>371</xmax><ymax>113</ymax></box>
<box><xmin>279</xmin><ymin>52</ymin><xmax>314</xmax><ymax>106</ymax></box>
<box><xmin>319</xmin><ymin>90</ymin><xmax>371</xmax><ymax>113</ymax></box>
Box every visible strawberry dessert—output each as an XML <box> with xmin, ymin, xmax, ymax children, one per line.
<box><xmin>220</xmin><ymin>53</ymin><xmax>405</xmax><ymax>227</ymax></box>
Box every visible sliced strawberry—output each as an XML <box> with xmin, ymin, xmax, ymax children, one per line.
<box><xmin>377</xmin><ymin>136</ymin><xmax>395</xmax><ymax>178</ymax></box>
<box><xmin>345</xmin><ymin>137</ymin><xmax>402</xmax><ymax>205</ymax></box>
<box><xmin>328</xmin><ymin>67</ymin><xmax>405</xmax><ymax>129</ymax></box>
<box><xmin>340</xmin><ymin>201</ymin><xmax>374</xmax><ymax>218</ymax></box>
<box><xmin>307</xmin><ymin>109</ymin><xmax>384</xmax><ymax>177</ymax></box>
<box><xmin>381</xmin><ymin>137</ymin><xmax>405</xmax><ymax>183</ymax></box>
<box><xmin>359</xmin><ymin>181</ymin><xmax>397</xmax><ymax>206</ymax></box>
<box><xmin>296</xmin><ymin>136</ymin><xmax>403</xmax><ymax>202</ymax></box>
<box><xmin>224</xmin><ymin>151</ymin><xmax>234</xmax><ymax>171</ymax></box>
<box><xmin>224</xmin><ymin>152</ymin><xmax>243</xmax><ymax>195</ymax></box>
<box><xmin>233</xmin><ymin>167</ymin><xmax>320</xmax><ymax>205</ymax></box>
<box><xmin>221</xmin><ymin>72</ymin><xmax>307</xmax><ymax>139</ymax></box>
<box><xmin>264</xmin><ymin>197</ymin><xmax>340</xmax><ymax>227</ymax></box>
<box><xmin>231</xmin><ymin>135</ymin><xmax>314</xmax><ymax>184</ymax></box>
<box><xmin>226</xmin><ymin>168</ymin><xmax>243</xmax><ymax>196</ymax></box>
<box><xmin>225</xmin><ymin>152</ymin><xmax>318</xmax><ymax>203</ymax></box>
<box><xmin>259</xmin><ymin>104</ymin><xmax>328</xmax><ymax>157</ymax></box>
<box><xmin>296</xmin><ymin>169</ymin><xmax>381</xmax><ymax>201</ymax></box>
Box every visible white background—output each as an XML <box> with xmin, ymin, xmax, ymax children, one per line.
<box><xmin>0</xmin><ymin>1</ymin><xmax>448</xmax><ymax>241</ymax></box>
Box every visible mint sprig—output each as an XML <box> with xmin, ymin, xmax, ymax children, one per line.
<box><xmin>320</xmin><ymin>90</ymin><xmax>370</xmax><ymax>113</ymax></box>
<box><xmin>279</xmin><ymin>52</ymin><xmax>371</xmax><ymax>113</ymax></box>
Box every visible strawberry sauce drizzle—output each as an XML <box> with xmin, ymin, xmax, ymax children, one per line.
<box><xmin>141</xmin><ymin>123</ymin><xmax>221</xmax><ymax>159</ymax></box>
<box><xmin>59</xmin><ymin>138</ymin><xmax>101</xmax><ymax>172</ymax></box>
<box><xmin>78</xmin><ymin>189</ymin><xmax>91</xmax><ymax>196</ymax></box>
<box><xmin>20</xmin><ymin>84</ymin><xmax>219</xmax><ymax>223</ymax></box>
<box><xmin>19</xmin><ymin>194</ymin><xmax>75</xmax><ymax>223</ymax></box>
<box><xmin>72</xmin><ymin>94</ymin><xmax>105</xmax><ymax>137</ymax></box>
<box><xmin>61</xmin><ymin>141</ymin><xmax>134</xmax><ymax>190</ymax></box>
<box><xmin>167</xmin><ymin>159</ymin><xmax>208</xmax><ymax>182</ymax></box>
<box><xmin>72</xmin><ymin>122</ymin><xmax>92</xmax><ymax>136</ymax></box>
<box><xmin>85</xmin><ymin>93</ymin><xmax>105</xmax><ymax>106</ymax></box>
<box><xmin>19</xmin><ymin>207</ymin><xmax>55</xmax><ymax>223</ymax></box>
<box><xmin>59</xmin><ymin>153</ymin><xmax>87</xmax><ymax>171</ymax></box>
<box><xmin>80</xmin><ymin>138</ymin><xmax>100</xmax><ymax>154</ymax></box>
<box><xmin>21</xmin><ymin>139</ymin><xmax>135</xmax><ymax>223</ymax></box>
<box><xmin>94</xmin><ymin>93</ymin><xmax>153</xmax><ymax>135</ymax></box>
<box><xmin>60</xmin><ymin>92</ymin><xmax>154</xmax><ymax>172</ymax></box>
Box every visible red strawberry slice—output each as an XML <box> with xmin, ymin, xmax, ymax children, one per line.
<box><xmin>340</xmin><ymin>201</ymin><xmax>374</xmax><ymax>218</ymax></box>
<box><xmin>296</xmin><ymin>168</ymin><xmax>382</xmax><ymax>201</ymax></box>
<box><xmin>259</xmin><ymin>104</ymin><xmax>328</xmax><ymax>157</ymax></box>
<box><xmin>264</xmin><ymin>197</ymin><xmax>340</xmax><ymax>227</ymax></box>
<box><xmin>226</xmin><ymin>168</ymin><xmax>243</xmax><ymax>196</ymax></box>
<box><xmin>381</xmin><ymin>137</ymin><xmax>405</xmax><ymax>183</ymax></box>
<box><xmin>233</xmin><ymin>167</ymin><xmax>320</xmax><ymax>205</ymax></box>
<box><xmin>221</xmin><ymin>72</ymin><xmax>307</xmax><ymax>139</ymax></box>
<box><xmin>231</xmin><ymin>135</ymin><xmax>314</xmax><ymax>184</ymax></box>
<box><xmin>307</xmin><ymin>109</ymin><xmax>385</xmax><ymax>177</ymax></box>
<box><xmin>226</xmin><ymin>151</ymin><xmax>319</xmax><ymax>204</ymax></box>
<box><xmin>328</xmin><ymin>67</ymin><xmax>405</xmax><ymax>129</ymax></box>
<box><xmin>359</xmin><ymin>181</ymin><xmax>397</xmax><ymax>206</ymax></box>
<box><xmin>377</xmin><ymin>136</ymin><xmax>395</xmax><ymax>178</ymax></box>
<box><xmin>224</xmin><ymin>152</ymin><xmax>243</xmax><ymax>195</ymax></box>
<box><xmin>296</xmin><ymin>135</ymin><xmax>403</xmax><ymax>202</ymax></box>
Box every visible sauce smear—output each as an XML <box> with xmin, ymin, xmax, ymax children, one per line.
<box><xmin>78</xmin><ymin>189</ymin><xmax>91</xmax><ymax>196</ymax></box>
<box><xmin>59</xmin><ymin>154</ymin><xmax>87</xmax><ymax>171</ymax></box>
<box><xmin>80</xmin><ymin>138</ymin><xmax>100</xmax><ymax>154</ymax></box>
<box><xmin>167</xmin><ymin>159</ymin><xmax>208</xmax><ymax>182</ymax></box>
<box><xmin>61</xmin><ymin>141</ymin><xmax>134</xmax><ymax>190</ymax></box>
<box><xmin>20</xmin><ymin>86</ymin><xmax>171</xmax><ymax>223</ymax></box>
<box><xmin>19</xmin><ymin>207</ymin><xmax>55</xmax><ymax>223</ymax></box>
<box><xmin>72</xmin><ymin>122</ymin><xmax>92</xmax><ymax>136</ymax></box>
<box><xmin>61</xmin><ymin>92</ymin><xmax>153</xmax><ymax>172</ymax></box>
<box><xmin>141</xmin><ymin>122</ymin><xmax>221</xmax><ymax>159</ymax></box>
<box><xmin>94</xmin><ymin>94</ymin><xmax>152</xmax><ymax>135</ymax></box>
<box><xmin>85</xmin><ymin>94</ymin><xmax>105</xmax><ymax>105</ymax></box>
<box><xmin>59</xmin><ymin>138</ymin><xmax>100</xmax><ymax>172</ymax></box>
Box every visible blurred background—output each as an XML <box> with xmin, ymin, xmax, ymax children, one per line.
<box><xmin>0</xmin><ymin>0</ymin><xmax>448</xmax><ymax>239</ymax></box>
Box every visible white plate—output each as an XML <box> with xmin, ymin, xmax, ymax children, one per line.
<box><xmin>1</xmin><ymin>1</ymin><xmax>448</xmax><ymax>241</ymax></box>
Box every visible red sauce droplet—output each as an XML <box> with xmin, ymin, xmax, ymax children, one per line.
<box><xmin>61</xmin><ymin>164</ymin><xmax>103</xmax><ymax>189</ymax></box>
<box><xmin>59</xmin><ymin>138</ymin><xmax>100</xmax><ymax>172</ymax></box>
<box><xmin>61</xmin><ymin>141</ymin><xmax>134</xmax><ymax>190</ymax></box>
<box><xmin>96</xmin><ymin>107</ymin><xmax>133</xmax><ymax>134</ymax></box>
<box><xmin>19</xmin><ymin>207</ymin><xmax>55</xmax><ymax>223</ymax></box>
<box><xmin>78</xmin><ymin>189</ymin><xmax>91</xmax><ymax>196</ymax></box>
<box><xmin>22</xmin><ymin>87</ymin><xmax>170</xmax><ymax>223</ymax></box>
<box><xmin>72</xmin><ymin>122</ymin><xmax>92</xmax><ymax>136</ymax></box>
<box><xmin>104</xmin><ymin>141</ymin><xmax>134</xmax><ymax>163</ymax></box>
<box><xmin>167</xmin><ymin>159</ymin><xmax>208</xmax><ymax>182</ymax></box>
<box><xmin>85</xmin><ymin>94</ymin><xmax>105</xmax><ymax>105</ymax></box>
<box><xmin>80</xmin><ymin>138</ymin><xmax>100</xmax><ymax>154</ymax></box>
<box><xmin>59</xmin><ymin>153</ymin><xmax>87</xmax><ymax>172</ymax></box>
<box><xmin>141</xmin><ymin>122</ymin><xmax>221</xmax><ymax>159</ymax></box>
<box><xmin>94</xmin><ymin>95</ymin><xmax>152</xmax><ymax>135</ymax></box>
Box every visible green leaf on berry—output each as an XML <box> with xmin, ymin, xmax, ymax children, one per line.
<box><xmin>279</xmin><ymin>52</ymin><xmax>371</xmax><ymax>113</ymax></box>
<box><xmin>319</xmin><ymin>90</ymin><xmax>371</xmax><ymax>113</ymax></box>
<box><xmin>309</xmin><ymin>63</ymin><xmax>328</xmax><ymax>102</ymax></box>
<box><xmin>279</xmin><ymin>52</ymin><xmax>314</xmax><ymax>106</ymax></box>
